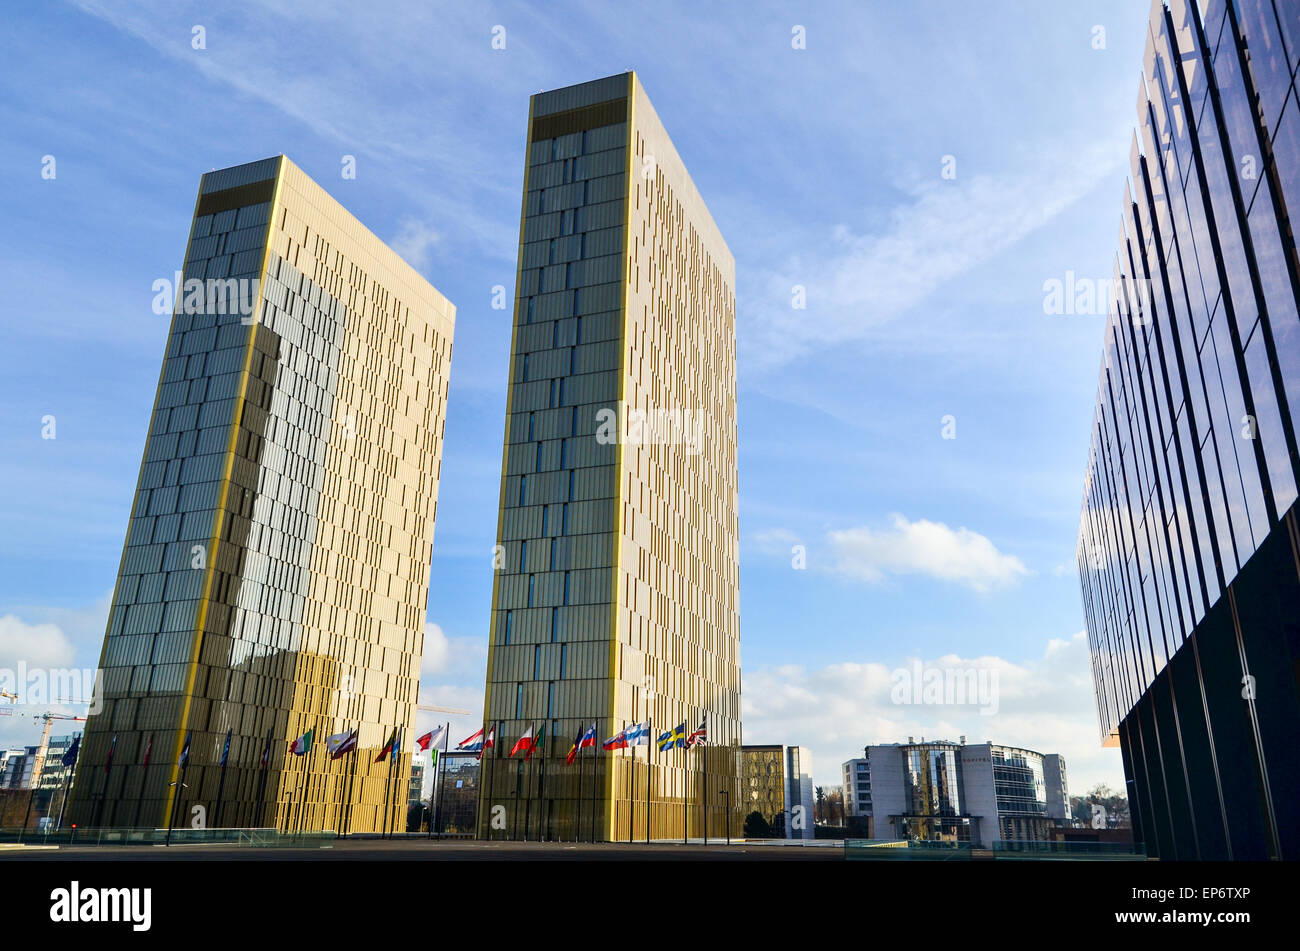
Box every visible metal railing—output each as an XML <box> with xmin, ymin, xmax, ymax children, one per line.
<box><xmin>0</xmin><ymin>826</ymin><xmax>334</xmax><ymax>848</ymax></box>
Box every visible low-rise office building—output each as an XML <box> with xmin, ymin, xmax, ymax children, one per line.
<box><xmin>844</xmin><ymin>738</ymin><xmax>1069</xmax><ymax>847</ymax></box>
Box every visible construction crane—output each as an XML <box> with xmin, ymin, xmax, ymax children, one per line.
<box><xmin>29</xmin><ymin>710</ymin><xmax>88</xmax><ymax>790</ymax></box>
<box><xmin>416</xmin><ymin>703</ymin><xmax>471</xmax><ymax>716</ymax></box>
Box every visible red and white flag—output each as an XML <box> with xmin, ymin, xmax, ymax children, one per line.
<box><xmin>509</xmin><ymin>724</ymin><xmax>536</xmax><ymax>758</ymax></box>
<box><xmin>416</xmin><ymin>725</ymin><xmax>447</xmax><ymax>752</ymax></box>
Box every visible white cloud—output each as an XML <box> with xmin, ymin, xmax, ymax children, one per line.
<box><xmin>742</xmin><ymin>631</ymin><xmax>1124</xmax><ymax>797</ymax></box>
<box><xmin>420</xmin><ymin>622</ymin><xmax>485</xmax><ymax>678</ymax></box>
<box><xmin>0</xmin><ymin>614</ymin><xmax>85</xmax><ymax>748</ymax></box>
<box><xmin>828</xmin><ymin>514</ymin><xmax>1030</xmax><ymax>592</ymax></box>
<box><xmin>0</xmin><ymin>614</ymin><xmax>78</xmax><ymax>671</ymax></box>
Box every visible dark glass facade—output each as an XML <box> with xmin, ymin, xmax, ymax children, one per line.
<box><xmin>1077</xmin><ymin>0</ymin><xmax>1300</xmax><ymax>860</ymax></box>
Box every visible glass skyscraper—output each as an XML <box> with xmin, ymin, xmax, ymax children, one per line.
<box><xmin>1077</xmin><ymin>0</ymin><xmax>1300</xmax><ymax>860</ymax></box>
<box><xmin>478</xmin><ymin>73</ymin><xmax>741</xmax><ymax>841</ymax></box>
<box><xmin>70</xmin><ymin>156</ymin><xmax>455</xmax><ymax>832</ymax></box>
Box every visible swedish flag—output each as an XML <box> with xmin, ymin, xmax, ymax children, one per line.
<box><xmin>657</xmin><ymin>722</ymin><xmax>686</xmax><ymax>752</ymax></box>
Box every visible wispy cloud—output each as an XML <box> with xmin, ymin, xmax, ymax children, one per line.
<box><xmin>744</xmin><ymin>143</ymin><xmax>1124</xmax><ymax>369</ymax></box>
<box><xmin>389</xmin><ymin>219</ymin><xmax>442</xmax><ymax>274</ymax></box>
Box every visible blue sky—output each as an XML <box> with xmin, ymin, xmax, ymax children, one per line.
<box><xmin>0</xmin><ymin>1</ymin><xmax>1150</xmax><ymax>796</ymax></box>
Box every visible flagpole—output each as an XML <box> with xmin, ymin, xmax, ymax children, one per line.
<box><xmin>682</xmin><ymin>717</ymin><xmax>687</xmax><ymax>845</ymax></box>
<box><xmin>93</xmin><ymin>735</ymin><xmax>115</xmax><ymax>828</ymax></box>
<box><xmin>343</xmin><ymin>739</ymin><xmax>356</xmax><ymax>837</ymax></box>
<box><xmin>538</xmin><ymin>721</ymin><xmax>548</xmax><ymax>840</ymax></box>
<box><xmin>255</xmin><ymin>726</ymin><xmax>271</xmax><ymax>829</ymax></box>
<box><xmin>165</xmin><ymin>736</ymin><xmax>189</xmax><ymax>847</ymax></box>
<box><xmin>436</xmin><ymin>723</ymin><xmax>451</xmax><ymax>837</ymax></box>
<box><xmin>381</xmin><ymin>726</ymin><xmax>391</xmax><ymax>838</ymax></box>
<box><xmin>132</xmin><ymin>754</ymin><xmax>143</xmax><ymax>830</ymax></box>
<box><xmin>213</xmin><ymin>730</ymin><xmax>230</xmax><ymax>829</ymax></box>
<box><xmin>55</xmin><ymin>745</ymin><xmax>75</xmax><ymax>831</ymax></box>
<box><xmin>646</xmin><ymin>716</ymin><xmax>652</xmax><ymax>844</ymax></box>
<box><xmin>540</xmin><ymin>722</ymin><xmax>551</xmax><ymax>841</ymax></box>
<box><xmin>512</xmin><ymin>723</ymin><xmax>522</xmax><ymax>841</ymax></box>
<box><xmin>701</xmin><ymin>713</ymin><xmax>707</xmax><ymax>844</ymax></box>
<box><xmin>133</xmin><ymin>733</ymin><xmax>152</xmax><ymax>829</ymax></box>
<box><xmin>517</xmin><ymin>722</ymin><xmax>527</xmax><ymax>841</ymax></box>
<box><xmin>543</xmin><ymin>721</ymin><xmax>552</xmax><ymax>841</ymax></box>
<box><xmin>590</xmin><ymin>716</ymin><xmax>599</xmax><ymax>843</ymax></box>
<box><xmin>291</xmin><ymin>732</ymin><xmax>305</xmax><ymax>834</ymax></box>
<box><xmin>587</xmin><ymin>720</ymin><xmax>595</xmax><ymax>842</ymax></box>
<box><xmin>431</xmin><ymin>728</ymin><xmax>440</xmax><ymax>836</ymax></box>
<box><xmin>381</xmin><ymin>725</ymin><xmax>394</xmax><ymax>838</ymax></box>
<box><xmin>56</xmin><ymin>769</ymin><xmax>71</xmax><ymax>830</ymax></box>
<box><xmin>573</xmin><ymin>723</ymin><xmax>582</xmax><ymax>843</ymax></box>
<box><xmin>627</xmin><ymin>718</ymin><xmax>633</xmax><ymax>845</ymax></box>
<box><xmin>394</xmin><ymin>725</ymin><xmax>402</xmax><ymax>836</ymax></box>
<box><xmin>491</xmin><ymin>720</ymin><xmax>499</xmax><ymax>838</ymax></box>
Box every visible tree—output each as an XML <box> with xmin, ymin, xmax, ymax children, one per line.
<box><xmin>743</xmin><ymin>810</ymin><xmax>772</xmax><ymax>839</ymax></box>
<box><xmin>825</xmin><ymin>788</ymin><xmax>845</xmax><ymax>825</ymax></box>
<box><xmin>407</xmin><ymin>803</ymin><xmax>428</xmax><ymax>833</ymax></box>
<box><xmin>814</xmin><ymin>785</ymin><xmax>828</xmax><ymax>824</ymax></box>
<box><xmin>1070</xmin><ymin>783</ymin><xmax>1130</xmax><ymax>829</ymax></box>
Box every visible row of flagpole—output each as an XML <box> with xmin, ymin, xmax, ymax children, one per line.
<box><xmin>65</xmin><ymin>721</ymin><xmax>437</xmax><ymax>836</ymax></box>
<box><xmin>466</xmin><ymin>713</ymin><xmax>712</xmax><ymax>842</ymax></box>
<box><xmin>64</xmin><ymin>714</ymin><xmax>719</xmax><ymax>840</ymax></box>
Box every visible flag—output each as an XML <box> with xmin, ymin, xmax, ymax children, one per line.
<box><xmin>525</xmin><ymin>721</ymin><xmax>546</xmax><ymax>761</ymax></box>
<box><xmin>566</xmin><ymin>723</ymin><xmax>597</xmax><ymax>765</ymax></box>
<box><xmin>61</xmin><ymin>735</ymin><xmax>80</xmax><ymax>768</ymax></box>
<box><xmin>686</xmin><ymin>721</ymin><xmax>707</xmax><ymax>748</ymax></box>
<box><xmin>416</xmin><ymin>725</ymin><xmax>447</xmax><ymax>752</ymax></box>
<box><xmin>141</xmin><ymin>733</ymin><xmax>154</xmax><ymax>769</ymax></box>
<box><xmin>289</xmin><ymin>728</ymin><xmax>314</xmax><ymax>756</ymax></box>
<box><xmin>510</xmin><ymin>724</ymin><xmax>537</xmax><ymax>758</ymax></box>
<box><xmin>603</xmin><ymin>727</ymin><xmax>629</xmax><ymax>751</ymax></box>
<box><xmin>326</xmin><ymin>729</ymin><xmax>358</xmax><ymax>759</ymax></box>
<box><xmin>477</xmin><ymin>724</ymin><xmax>496</xmax><ymax>760</ymax></box>
<box><xmin>178</xmin><ymin>730</ymin><xmax>193</xmax><ymax>768</ymax></box>
<box><xmin>624</xmin><ymin>721</ymin><xmax>650</xmax><ymax>747</ymax></box>
<box><xmin>456</xmin><ymin>728</ymin><xmax>485</xmax><ymax>753</ymax></box>
<box><xmin>259</xmin><ymin>733</ymin><xmax>271</xmax><ymax>769</ymax></box>
<box><xmin>219</xmin><ymin>729</ymin><xmax>232</xmax><ymax>767</ymax></box>
<box><xmin>657</xmin><ymin>723</ymin><xmax>686</xmax><ymax>752</ymax></box>
<box><xmin>374</xmin><ymin>728</ymin><xmax>398</xmax><ymax>763</ymax></box>
<box><xmin>430</xmin><ymin>748</ymin><xmax>439</xmax><ymax>767</ymax></box>
<box><xmin>104</xmin><ymin>733</ymin><xmax>118</xmax><ymax>774</ymax></box>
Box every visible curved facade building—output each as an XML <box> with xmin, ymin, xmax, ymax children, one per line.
<box><xmin>1077</xmin><ymin>0</ymin><xmax>1300</xmax><ymax>860</ymax></box>
<box><xmin>851</xmin><ymin>739</ymin><xmax>1068</xmax><ymax>847</ymax></box>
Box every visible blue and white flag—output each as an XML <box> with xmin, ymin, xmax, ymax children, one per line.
<box><xmin>624</xmin><ymin>721</ymin><xmax>651</xmax><ymax>746</ymax></box>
